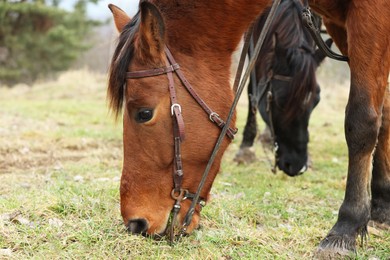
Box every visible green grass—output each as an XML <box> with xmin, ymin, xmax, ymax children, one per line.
<box><xmin>0</xmin><ymin>68</ymin><xmax>389</xmax><ymax>259</ymax></box>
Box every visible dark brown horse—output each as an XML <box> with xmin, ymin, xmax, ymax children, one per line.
<box><xmin>234</xmin><ymin>0</ymin><xmax>329</xmax><ymax>176</ymax></box>
<box><xmin>108</xmin><ymin>0</ymin><xmax>390</xmax><ymax>256</ymax></box>
<box><xmin>307</xmin><ymin>0</ymin><xmax>390</xmax><ymax>257</ymax></box>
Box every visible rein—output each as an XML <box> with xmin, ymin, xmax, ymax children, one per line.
<box><xmin>300</xmin><ymin>0</ymin><xmax>349</xmax><ymax>62</ymax></box>
<box><xmin>252</xmin><ymin>70</ymin><xmax>293</xmax><ymax>174</ymax></box>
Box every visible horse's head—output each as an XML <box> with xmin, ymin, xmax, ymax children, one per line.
<box><xmin>260</xmin><ymin>38</ymin><xmax>331</xmax><ymax>176</ymax></box>
<box><xmin>254</xmin><ymin>1</ymin><xmax>331</xmax><ymax>176</ymax></box>
<box><xmin>107</xmin><ymin>2</ymin><xmax>243</xmax><ymax>236</ymax></box>
<box><xmin>259</xmin><ymin>80</ymin><xmax>321</xmax><ymax>176</ymax></box>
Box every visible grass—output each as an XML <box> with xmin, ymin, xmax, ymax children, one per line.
<box><xmin>0</xmin><ymin>65</ymin><xmax>389</xmax><ymax>259</ymax></box>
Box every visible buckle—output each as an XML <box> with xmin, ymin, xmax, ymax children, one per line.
<box><xmin>209</xmin><ymin>112</ymin><xmax>220</xmax><ymax>122</ymax></box>
<box><xmin>171</xmin><ymin>189</ymin><xmax>188</xmax><ymax>201</ymax></box>
<box><xmin>171</xmin><ymin>103</ymin><xmax>182</xmax><ymax>115</ymax></box>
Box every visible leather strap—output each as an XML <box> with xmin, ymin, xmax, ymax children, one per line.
<box><xmin>166</xmin><ymin>59</ymin><xmax>185</xmax><ymax>142</ymax></box>
<box><xmin>300</xmin><ymin>1</ymin><xmax>349</xmax><ymax>62</ymax></box>
<box><xmin>164</xmin><ymin>47</ymin><xmax>238</xmax><ymax>139</ymax></box>
<box><xmin>273</xmin><ymin>74</ymin><xmax>293</xmax><ymax>81</ymax></box>
<box><xmin>165</xmin><ymin>58</ymin><xmax>185</xmax><ymax>194</ymax></box>
<box><xmin>233</xmin><ymin>23</ymin><xmax>255</xmax><ymax>94</ymax></box>
<box><xmin>265</xmin><ymin>88</ymin><xmax>279</xmax><ymax>174</ymax></box>
<box><xmin>126</xmin><ymin>64</ymin><xmax>180</xmax><ymax>78</ymax></box>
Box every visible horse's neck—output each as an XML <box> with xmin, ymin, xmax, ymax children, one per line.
<box><xmin>153</xmin><ymin>0</ymin><xmax>272</xmax><ymax>56</ymax></box>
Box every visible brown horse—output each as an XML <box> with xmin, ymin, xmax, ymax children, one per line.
<box><xmin>307</xmin><ymin>0</ymin><xmax>390</xmax><ymax>257</ymax></box>
<box><xmin>107</xmin><ymin>0</ymin><xmax>272</xmax><ymax>236</ymax></box>
<box><xmin>108</xmin><ymin>0</ymin><xmax>390</xmax><ymax>256</ymax></box>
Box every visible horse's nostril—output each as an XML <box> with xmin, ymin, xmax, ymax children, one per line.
<box><xmin>128</xmin><ymin>218</ymin><xmax>148</xmax><ymax>234</ymax></box>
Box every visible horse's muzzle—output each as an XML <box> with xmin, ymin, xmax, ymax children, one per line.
<box><xmin>127</xmin><ymin>218</ymin><xmax>148</xmax><ymax>234</ymax></box>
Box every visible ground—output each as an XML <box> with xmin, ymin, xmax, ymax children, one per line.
<box><xmin>0</xmin><ymin>63</ymin><xmax>389</xmax><ymax>259</ymax></box>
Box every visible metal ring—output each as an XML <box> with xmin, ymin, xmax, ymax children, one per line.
<box><xmin>209</xmin><ymin>112</ymin><xmax>219</xmax><ymax>122</ymax></box>
<box><xmin>171</xmin><ymin>103</ymin><xmax>182</xmax><ymax>115</ymax></box>
<box><xmin>171</xmin><ymin>189</ymin><xmax>188</xmax><ymax>201</ymax></box>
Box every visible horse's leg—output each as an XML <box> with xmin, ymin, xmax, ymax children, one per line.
<box><xmin>316</xmin><ymin>4</ymin><xmax>390</xmax><ymax>256</ymax></box>
<box><xmin>234</xmin><ymin>78</ymin><xmax>257</xmax><ymax>164</ymax></box>
<box><xmin>371</xmin><ymin>86</ymin><xmax>390</xmax><ymax>226</ymax></box>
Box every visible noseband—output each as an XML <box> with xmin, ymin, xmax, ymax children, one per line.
<box><xmin>126</xmin><ymin>46</ymin><xmax>237</xmax><ymax>241</ymax></box>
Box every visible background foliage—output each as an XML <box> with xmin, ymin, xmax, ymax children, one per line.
<box><xmin>0</xmin><ymin>0</ymin><xmax>100</xmax><ymax>86</ymax></box>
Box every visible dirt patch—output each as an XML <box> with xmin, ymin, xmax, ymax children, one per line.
<box><xmin>0</xmin><ymin>131</ymin><xmax>122</xmax><ymax>174</ymax></box>
<box><xmin>0</xmin><ymin>70</ymin><xmax>122</xmax><ymax>175</ymax></box>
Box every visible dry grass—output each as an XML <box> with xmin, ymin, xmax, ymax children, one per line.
<box><xmin>0</xmin><ymin>64</ymin><xmax>389</xmax><ymax>259</ymax></box>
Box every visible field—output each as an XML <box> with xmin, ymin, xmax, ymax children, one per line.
<box><xmin>0</xmin><ymin>62</ymin><xmax>389</xmax><ymax>259</ymax></box>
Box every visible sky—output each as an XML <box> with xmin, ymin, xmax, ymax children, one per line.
<box><xmin>60</xmin><ymin>0</ymin><xmax>139</xmax><ymax>20</ymax></box>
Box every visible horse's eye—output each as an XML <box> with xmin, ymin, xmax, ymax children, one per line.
<box><xmin>135</xmin><ymin>108</ymin><xmax>154</xmax><ymax>123</ymax></box>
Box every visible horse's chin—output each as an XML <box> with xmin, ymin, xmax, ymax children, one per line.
<box><xmin>157</xmin><ymin>208</ymin><xmax>201</xmax><ymax>239</ymax></box>
<box><xmin>177</xmin><ymin>209</ymin><xmax>201</xmax><ymax>234</ymax></box>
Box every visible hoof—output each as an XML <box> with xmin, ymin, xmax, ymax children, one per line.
<box><xmin>258</xmin><ymin>128</ymin><xmax>273</xmax><ymax>148</ymax></box>
<box><xmin>314</xmin><ymin>234</ymin><xmax>356</xmax><ymax>259</ymax></box>
<box><xmin>371</xmin><ymin>203</ymin><xmax>390</xmax><ymax>226</ymax></box>
<box><xmin>234</xmin><ymin>147</ymin><xmax>256</xmax><ymax>164</ymax></box>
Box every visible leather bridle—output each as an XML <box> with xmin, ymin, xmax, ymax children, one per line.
<box><xmin>124</xmin><ymin>0</ymin><xmax>282</xmax><ymax>243</ymax></box>
<box><xmin>253</xmin><ymin>71</ymin><xmax>293</xmax><ymax>173</ymax></box>
<box><xmin>126</xmin><ymin>46</ymin><xmax>237</xmax><ymax>241</ymax></box>
<box><xmin>248</xmin><ymin>30</ymin><xmax>294</xmax><ymax>174</ymax></box>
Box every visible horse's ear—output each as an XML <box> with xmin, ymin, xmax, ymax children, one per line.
<box><xmin>108</xmin><ymin>4</ymin><xmax>131</xmax><ymax>32</ymax></box>
<box><xmin>314</xmin><ymin>38</ymin><xmax>333</xmax><ymax>65</ymax></box>
<box><xmin>137</xmin><ymin>1</ymin><xmax>165</xmax><ymax>62</ymax></box>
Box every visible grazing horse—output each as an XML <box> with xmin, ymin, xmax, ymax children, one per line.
<box><xmin>234</xmin><ymin>0</ymin><xmax>330</xmax><ymax>176</ymax></box>
<box><xmin>108</xmin><ymin>0</ymin><xmax>271</xmax><ymax>236</ymax></box>
<box><xmin>108</xmin><ymin>0</ymin><xmax>390</xmax><ymax>256</ymax></box>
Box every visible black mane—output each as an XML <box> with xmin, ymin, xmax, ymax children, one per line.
<box><xmin>254</xmin><ymin>0</ymin><xmax>318</xmax><ymax>123</ymax></box>
<box><xmin>108</xmin><ymin>12</ymin><xmax>141</xmax><ymax>118</ymax></box>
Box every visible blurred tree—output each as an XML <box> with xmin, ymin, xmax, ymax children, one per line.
<box><xmin>0</xmin><ymin>0</ymin><xmax>100</xmax><ymax>86</ymax></box>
